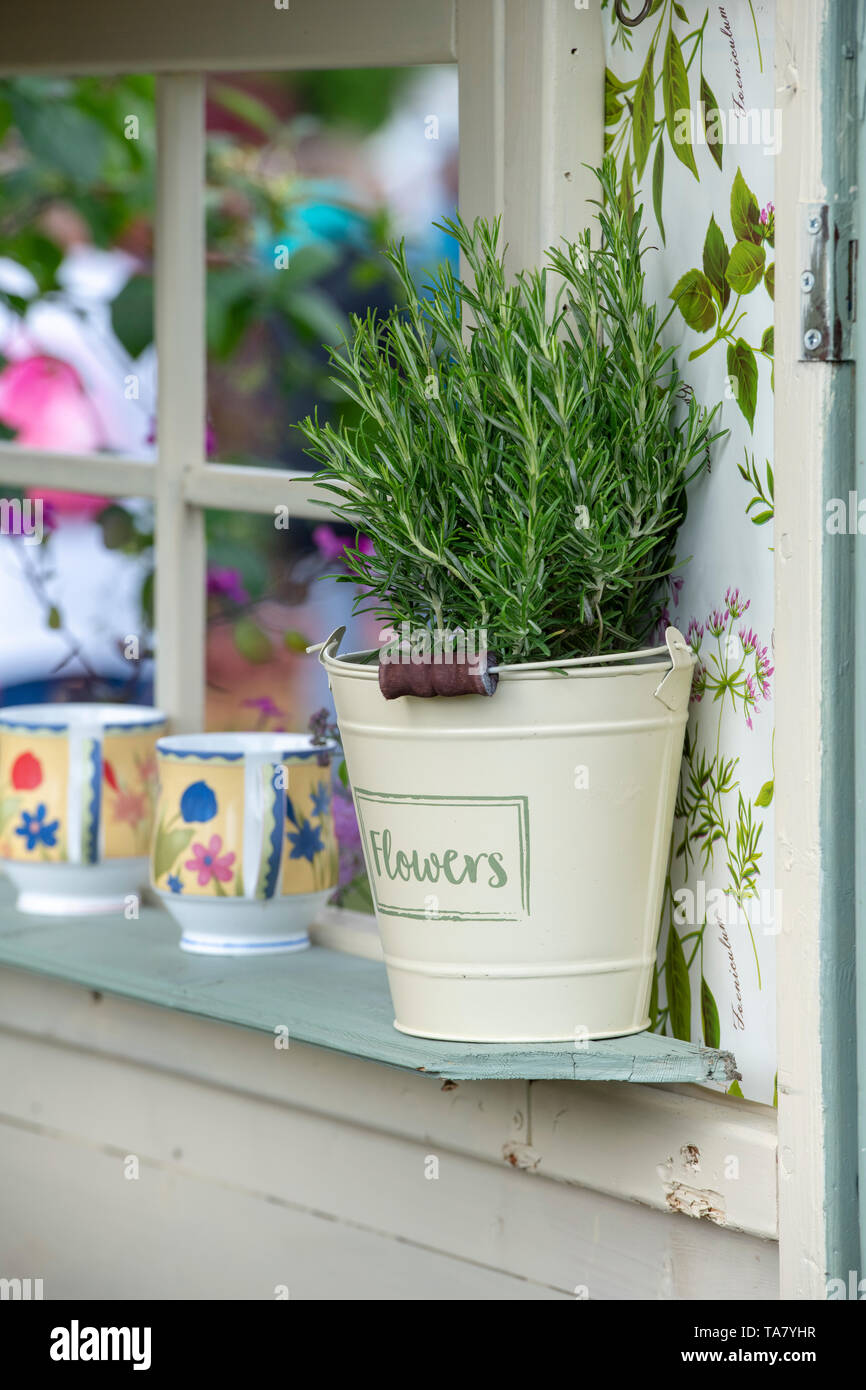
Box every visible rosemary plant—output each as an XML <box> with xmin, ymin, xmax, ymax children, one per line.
<box><xmin>298</xmin><ymin>158</ymin><xmax>722</xmax><ymax>662</ymax></box>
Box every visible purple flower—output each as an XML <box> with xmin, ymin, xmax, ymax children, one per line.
<box><xmin>724</xmin><ymin>587</ymin><xmax>750</xmax><ymax>620</ymax></box>
<box><xmin>653</xmin><ymin>607</ymin><xmax>672</xmax><ymax>644</ymax></box>
<box><xmin>308</xmin><ymin>707</ymin><xmax>340</xmax><ymax>745</ymax></box>
<box><xmin>312</xmin><ymin>524</ymin><xmax>375</xmax><ymax>564</ymax></box>
<box><xmin>707</xmin><ymin>609</ymin><xmax>727</xmax><ymax>637</ymax></box>
<box><xmin>333</xmin><ymin>789</ymin><xmax>361</xmax><ymax>850</ymax></box>
<box><xmin>686</xmin><ymin>618</ymin><xmax>704</xmax><ymax>650</ymax></box>
<box><xmin>207</xmin><ymin>566</ymin><xmax>248</xmax><ymax>605</ymax></box>
<box><xmin>739</xmin><ymin>626</ymin><xmax>759</xmax><ymax>653</ymax></box>
<box><xmin>242</xmin><ymin>696</ymin><xmax>285</xmax><ymax>719</ymax></box>
<box><xmin>743</xmin><ymin>672</ymin><xmax>761</xmax><ymax>731</ymax></box>
<box><xmin>760</xmin><ymin>201</ymin><xmax>775</xmax><ymax>225</ymax></box>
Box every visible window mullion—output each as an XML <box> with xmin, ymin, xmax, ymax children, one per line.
<box><xmin>154</xmin><ymin>73</ymin><xmax>207</xmax><ymax>733</ymax></box>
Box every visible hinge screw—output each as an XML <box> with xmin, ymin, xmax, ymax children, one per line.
<box><xmin>804</xmin><ymin>328</ymin><xmax>823</xmax><ymax>351</ymax></box>
<box><xmin>807</xmin><ymin>214</ymin><xmax>822</xmax><ymax>234</ymax></box>
<box><xmin>801</xmin><ymin>270</ymin><xmax>815</xmax><ymax>292</ymax></box>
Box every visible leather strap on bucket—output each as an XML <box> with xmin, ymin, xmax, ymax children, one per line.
<box><xmin>378</xmin><ymin>646</ymin><xmax>499</xmax><ymax>699</ymax></box>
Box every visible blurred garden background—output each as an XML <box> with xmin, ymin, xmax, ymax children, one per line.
<box><xmin>0</xmin><ymin>65</ymin><xmax>458</xmax><ymax>902</ymax></box>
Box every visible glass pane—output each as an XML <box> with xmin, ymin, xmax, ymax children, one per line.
<box><xmin>200</xmin><ymin>68</ymin><xmax>458</xmax><ymax>904</ymax></box>
<box><xmin>0</xmin><ymin>494</ymin><xmax>154</xmax><ymax>704</ymax></box>
<box><xmin>0</xmin><ymin>75</ymin><xmax>157</xmax><ymax>464</ymax></box>
<box><xmin>203</xmin><ymin>66</ymin><xmax>458</xmax><ymax>471</ymax></box>
<box><xmin>0</xmin><ymin>68</ymin><xmax>459</xmax><ymax>909</ymax></box>
<box><xmin>0</xmin><ymin>74</ymin><xmax>157</xmax><ymax>702</ymax></box>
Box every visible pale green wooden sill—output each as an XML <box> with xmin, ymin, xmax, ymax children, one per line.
<box><xmin>0</xmin><ymin>890</ymin><xmax>738</xmax><ymax>1085</ymax></box>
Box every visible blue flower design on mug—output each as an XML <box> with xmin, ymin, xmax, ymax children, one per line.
<box><xmin>288</xmin><ymin>821</ymin><xmax>325</xmax><ymax>862</ymax></box>
<box><xmin>180</xmin><ymin>781</ymin><xmax>218</xmax><ymax>823</ymax></box>
<box><xmin>167</xmin><ymin>874</ymin><xmax>183</xmax><ymax>894</ymax></box>
<box><xmin>15</xmin><ymin>804</ymin><xmax>60</xmax><ymax>851</ymax></box>
<box><xmin>310</xmin><ymin>780</ymin><xmax>331</xmax><ymax>818</ymax></box>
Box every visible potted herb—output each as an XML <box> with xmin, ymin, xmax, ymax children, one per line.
<box><xmin>301</xmin><ymin>159</ymin><xmax>722</xmax><ymax>1042</ymax></box>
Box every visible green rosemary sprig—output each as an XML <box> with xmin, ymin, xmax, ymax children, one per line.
<box><xmin>298</xmin><ymin>157</ymin><xmax>723</xmax><ymax>661</ymax></box>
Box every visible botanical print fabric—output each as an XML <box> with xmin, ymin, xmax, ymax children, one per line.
<box><xmin>603</xmin><ymin>0</ymin><xmax>775</xmax><ymax>1102</ymax></box>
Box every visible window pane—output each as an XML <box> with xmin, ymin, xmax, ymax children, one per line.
<box><xmin>0</xmin><ymin>494</ymin><xmax>154</xmax><ymax>706</ymax></box>
<box><xmin>203</xmin><ymin>66</ymin><xmax>458</xmax><ymax>471</ymax></box>
<box><xmin>0</xmin><ymin>75</ymin><xmax>157</xmax><ymax>464</ymax></box>
<box><xmin>200</xmin><ymin>67</ymin><xmax>457</xmax><ymax>906</ymax></box>
<box><xmin>0</xmin><ymin>68</ymin><xmax>459</xmax><ymax>909</ymax></box>
<box><xmin>0</xmin><ymin>77</ymin><xmax>158</xmax><ymax>695</ymax></box>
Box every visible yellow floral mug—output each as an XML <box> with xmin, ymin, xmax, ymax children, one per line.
<box><xmin>0</xmin><ymin>703</ymin><xmax>167</xmax><ymax>914</ymax></box>
<box><xmin>152</xmin><ymin>733</ymin><xmax>339</xmax><ymax>954</ymax></box>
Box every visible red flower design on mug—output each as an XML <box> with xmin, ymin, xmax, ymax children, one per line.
<box><xmin>185</xmin><ymin>835</ymin><xmax>235</xmax><ymax>887</ymax></box>
<box><xmin>11</xmin><ymin>752</ymin><xmax>42</xmax><ymax>791</ymax></box>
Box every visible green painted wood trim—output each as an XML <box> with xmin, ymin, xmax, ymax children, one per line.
<box><xmin>829</xmin><ymin>0</ymin><xmax>862</xmax><ymax>1284</ymax></box>
<box><xmin>0</xmin><ymin>900</ymin><xmax>737</xmax><ymax>1085</ymax></box>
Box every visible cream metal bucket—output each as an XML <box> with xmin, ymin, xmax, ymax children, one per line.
<box><xmin>318</xmin><ymin>626</ymin><xmax>695</xmax><ymax>1042</ymax></box>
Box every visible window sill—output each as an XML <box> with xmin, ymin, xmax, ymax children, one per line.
<box><xmin>0</xmin><ymin>889</ymin><xmax>737</xmax><ymax>1085</ymax></box>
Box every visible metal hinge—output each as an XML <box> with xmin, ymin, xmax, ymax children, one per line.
<box><xmin>800</xmin><ymin>202</ymin><xmax>857</xmax><ymax>362</ymax></box>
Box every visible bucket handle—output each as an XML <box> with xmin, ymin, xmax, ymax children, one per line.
<box><xmin>307</xmin><ymin>626</ymin><xmax>346</xmax><ymax>663</ymax></box>
<box><xmin>308</xmin><ymin>626</ymin><xmax>347</xmax><ymax>687</ymax></box>
<box><xmin>653</xmin><ymin>627</ymin><xmax>695</xmax><ymax>712</ymax></box>
<box><xmin>309</xmin><ymin>624</ymin><xmax>694</xmax><ymax>708</ymax></box>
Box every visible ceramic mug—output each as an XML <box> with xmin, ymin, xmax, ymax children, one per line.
<box><xmin>152</xmin><ymin>732</ymin><xmax>339</xmax><ymax>955</ymax></box>
<box><xmin>0</xmin><ymin>703</ymin><xmax>167</xmax><ymax>914</ymax></box>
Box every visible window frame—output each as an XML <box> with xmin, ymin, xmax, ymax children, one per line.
<box><xmin>0</xmin><ymin>0</ymin><xmax>784</xmax><ymax>1266</ymax></box>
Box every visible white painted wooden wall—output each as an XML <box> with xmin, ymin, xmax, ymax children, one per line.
<box><xmin>0</xmin><ymin>971</ymin><xmax>777</xmax><ymax>1300</ymax></box>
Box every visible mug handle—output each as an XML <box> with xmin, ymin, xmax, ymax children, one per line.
<box><xmin>248</xmin><ymin>760</ymin><xmax>287</xmax><ymax>900</ymax></box>
<box><xmin>66</xmin><ymin>722</ymin><xmax>103</xmax><ymax>866</ymax></box>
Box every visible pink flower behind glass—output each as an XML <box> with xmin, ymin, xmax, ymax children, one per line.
<box><xmin>0</xmin><ymin>356</ymin><xmax>102</xmax><ymax>451</ymax></box>
<box><xmin>0</xmin><ymin>356</ymin><xmax>109</xmax><ymax>518</ymax></box>
<box><xmin>185</xmin><ymin>835</ymin><xmax>236</xmax><ymax>887</ymax></box>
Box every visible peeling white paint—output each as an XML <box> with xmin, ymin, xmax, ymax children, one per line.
<box><xmin>664</xmin><ymin>1181</ymin><xmax>727</xmax><ymax>1225</ymax></box>
<box><xmin>502</xmin><ymin>1141</ymin><xmax>542</xmax><ymax>1171</ymax></box>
